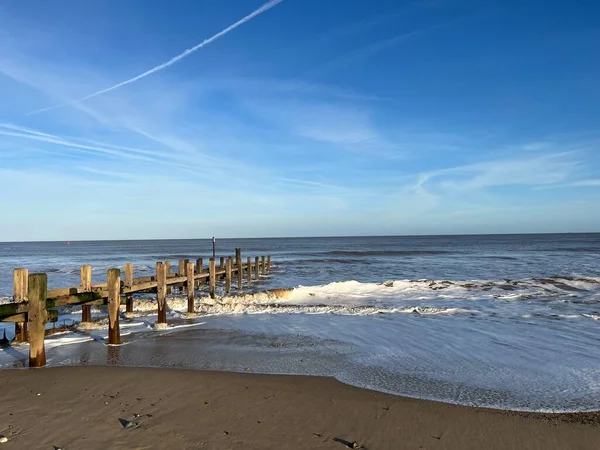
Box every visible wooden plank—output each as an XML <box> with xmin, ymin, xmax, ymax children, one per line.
<box><xmin>261</xmin><ymin>256</ymin><xmax>266</xmax><ymax>275</ymax></box>
<box><xmin>166</xmin><ymin>276</ymin><xmax>187</xmax><ymax>285</ymax></box>
<box><xmin>47</xmin><ymin>286</ymin><xmax>79</xmax><ymax>298</ymax></box>
<box><xmin>132</xmin><ymin>275</ymin><xmax>155</xmax><ymax>284</ymax></box>
<box><xmin>225</xmin><ymin>257</ymin><xmax>232</xmax><ymax>295</ymax></box>
<box><xmin>81</xmin><ymin>265</ymin><xmax>92</xmax><ymax>322</ymax></box>
<box><xmin>254</xmin><ymin>256</ymin><xmax>260</xmax><ymax>281</ymax></box>
<box><xmin>194</xmin><ymin>272</ymin><xmax>210</xmax><ymax>280</ymax></box>
<box><xmin>28</xmin><ymin>273</ymin><xmax>47</xmax><ymax>367</ymax></box>
<box><xmin>123</xmin><ymin>281</ymin><xmax>158</xmax><ymax>294</ymax></box>
<box><xmin>124</xmin><ymin>263</ymin><xmax>134</xmax><ymax>313</ymax></box>
<box><xmin>0</xmin><ymin>302</ymin><xmax>28</xmax><ymax>320</ymax></box>
<box><xmin>4</xmin><ymin>310</ymin><xmax>58</xmax><ymax>323</ymax></box>
<box><xmin>156</xmin><ymin>262</ymin><xmax>167</xmax><ymax>324</ymax></box>
<box><xmin>236</xmin><ymin>249</ymin><xmax>243</xmax><ymax>289</ymax></box>
<box><xmin>247</xmin><ymin>257</ymin><xmax>252</xmax><ymax>285</ymax></box>
<box><xmin>13</xmin><ymin>268</ymin><xmax>28</xmax><ymax>342</ymax></box>
<box><xmin>186</xmin><ymin>262</ymin><xmax>195</xmax><ymax>314</ymax></box>
<box><xmin>45</xmin><ymin>291</ymin><xmax>106</xmax><ymax>309</ymax></box>
<box><xmin>107</xmin><ymin>268</ymin><xmax>121</xmax><ymax>345</ymax></box>
<box><xmin>209</xmin><ymin>258</ymin><xmax>216</xmax><ymax>299</ymax></box>
<box><xmin>165</xmin><ymin>260</ymin><xmax>172</xmax><ymax>295</ymax></box>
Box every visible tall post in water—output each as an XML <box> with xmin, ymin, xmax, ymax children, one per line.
<box><xmin>212</xmin><ymin>237</ymin><xmax>216</xmax><ymax>260</ymax></box>
<box><xmin>80</xmin><ymin>265</ymin><xmax>92</xmax><ymax>322</ymax></box>
<box><xmin>28</xmin><ymin>273</ymin><xmax>48</xmax><ymax>367</ymax></box>
<box><xmin>254</xmin><ymin>257</ymin><xmax>260</xmax><ymax>281</ymax></box>
<box><xmin>13</xmin><ymin>268</ymin><xmax>28</xmax><ymax>342</ymax></box>
<box><xmin>165</xmin><ymin>260</ymin><xmax>172</xmax><ymax>295</ymax></box>
<box><xmin>107</xmin><ymin>268</ymin><xmax>121</xmax><ymax>345</ymax></box>
<box><xmin>209</xmin><ymin>258</ymin><xmax>216</xmax><ymax>299</ymax></box>
<box><xmin>124</xmin><ymin>262</ymin><xmax>134</xmax><ymax>313</ymax></box>
<box><xmin>156</xmin><ymin>262</ymin><xmax>167</xmax><ymax>324</ymax></box>
<box><xmin>186</xmin><ymin>262</ymin><xmax>195</xmax><ymax>314</ymax></box>
<box><xmin>261</xmin><ymin>256</ymin><xmax>266</xmax><ymax>275</ymax></box>
<box><xmin>247</xmin><ymin>257</ymin><xmax>252</xmax><ymax>285</ymax></box>
<box><xmin>225</xmin><ymin>257</ymin><xmax>232</xmax><ymax>294</ymax></box>
<box><xmin>267</xmin><ymin>255</ymin><xmax>271</xmax><ymax>274</ymax></box>
<box><xmin>236</xmin><ymin>248</ymin><xmax>243</xmax><ymax>289</ymax></box>
<box><xmin>219</xmin><ymin>257</ymin><xmax>225</xmax><ymax>271</ymax></box>
<box><xmin>195</xmin><ymin>258</ymin><xmax>203</xmax><ymax>288</ymax></box>
<box><xmin>178</xmin><ymin>259</ymin><xmax>187</xmax><ymax>293</ymax></box>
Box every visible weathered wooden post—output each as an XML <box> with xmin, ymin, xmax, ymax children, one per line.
<box><xmin>165</xmin><ymin>260</ymin><xmax>172</xmax><ymax>295</ymax></box>
<box><xmin>124</xmin><ymin>262</ymin><xmax>134</xmax><ymax>313</ymax></box>
<box><xmin>80</xmin><ymin>265</ymin><xmax>92</xmax><ymax>322</ymax></box>
<box><xmin>219</xmin><ymin>257</ymin><xmax>225</xmax><ymax>276</ymax></box>
<box><xmin>28</xmin><ymin>273</ymin><xmax>47</xmax><ymax>367</ymax></box>
<box><xmin>267</xmin><ymin>255</ymin><xmax>271</xmax><ymax>273</ymax></box>
<box><xmin>254</xmin><ymin>257</ymin><xmax>260</xmax><ymax>281</ymax></box>
<box><xmin>247</xmin><ymin>257</ymin><xmax>252</xmax><ymax>285</ymax></box>
<box><xmin>236</xmin><ymin>249</ymin><xmax>243</xmax><ymax>289</ymax></box>
<box><xmin>186</xmin><ymin>262</ymin><xmax>195</xmax><ymax>313</ymax></box>
<box><xmin>107</xmin><ymin>268</ymin><xmax>121</xmax><ymax>345</ymax></box>
<box><xmin>156</xmin><ymin>262</ymin><xmax>167</xmax><ymax>324</ymax></box>
<box><xmin>178</xmin><ymin>259</ymin><xmax>187</xmax><ymax>293</ymax></box>
<box><xmin>195</xmin><ymin>258</ymin><xmax>203</xmax><ymax>287</ymax></box>
<box><xmin>209</xmin><ymin>258</ymin><xmax>216</xmax><ymax>299</ymax></box>
<box><xmin>225</xmin><ymin>257</ymin><xmax>232</xmax><ymax>294</ymax></box>
<box><xmin>261</xmin><ymin>256</ymin><xmax>266</xmax><ymax>275</ymax></box>
<box><xmin>13</xmin><ymin>268</ymin><xmax>28</xmax><ymax>342</ymax></box>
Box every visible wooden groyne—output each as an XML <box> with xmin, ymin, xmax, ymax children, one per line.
<box><xmin>0</xmin><ymin>248</ymin><xmax>271</xmax><ymax>367</ymax></box>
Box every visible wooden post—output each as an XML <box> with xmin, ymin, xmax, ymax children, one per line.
<box><xmin>261</xmin><ymin>256</ymin><xmax>266</xmax><ymax>275</ymax></box>
<box><xmin>225</xmin><ymin>257</ymin><xmax>232</xmax><ymax>294</ymax></box>
<box><xmin>156</xmin><ymin>262</ymin><xmax>167</xmax><ymax>324</ymax></box>
<box><xmin>165</xmin><ymin>260</ymin><xmax>172</xmax><ymax>295</ymax></box>
<box><xmin>209</xmin><ymin>258</ymin><xmax>216</xmax><ymax>299</ymax></box>
<box><xmin>267</xmin><ymin>255</ymin><xmax>271</xmax><ymax>273</ymax></box>
<box><xmin>124</xmin><ymin>262</ymin><xmax>134</xmax><ymax>313</ymax></box>
<box><xmin>186</xmin><ymin>262</ymin><xmax>195</xmax><ymax>314</ymax></box>
<box><xmin>107</xmin><ymin>268</ymin><xmax>121</xmax><ymax>345</ymax></box>
<box><xmin>13</xmin><ymin>268</ymin><xmax>28</xmax><ymax>342</ymax></box>
<box><xmin>247</xmin><ymin>257</ymin><xmax>252</xmax><ymax>285</ymax></box>
<box><xmin>28</xmin><ymin>273</ymin><xmax>48</xmax><ymax>367</ymax></box>
<box><xmin>236</xmin><ymin>249</ymin><xmax>243</xmax><ymax>289</ymax></box>
<box><xmin>195</xmin><ymin>258</ymin><xmax>203</xmax><ymax>287</ymax></box>
<box><xmin>219</xmin><ymin>257</ymin><xmax>224</xmax><ymax>270</ymax></box>
<box><xmin>178</xmin><ymin>259</ymin><xmax>187</xmax><ymax>293</ymax></box>
<box><xmin>80</xmin><ymin>265</ymin><xmax>92</xmax><ymax>322</ymax></box>
<box><xmin>254</xmin><ymin>256</ymin><xmax>260</xmax><ymax>281</ymax></box>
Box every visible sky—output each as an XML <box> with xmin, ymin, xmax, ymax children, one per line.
<box><xmin>0</xmin><ymin>0</ymin><xmax>599</xmax><ymax>241</ymax></box>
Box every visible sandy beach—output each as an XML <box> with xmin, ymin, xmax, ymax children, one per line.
<box><xmin>0</xmin><ymin>366</ymin><xmax>598</xmax><ymax>449</ymax></box>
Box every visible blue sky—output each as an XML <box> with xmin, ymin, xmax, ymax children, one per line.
<box><xmin>1</xmin><ymin>0</ymin><xmax>599</xmax><ymax>240</ymax></box>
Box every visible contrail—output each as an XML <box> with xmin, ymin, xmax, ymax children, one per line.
<box><xmin>27</xmin><ymin>0</ymin><xmax>283</xmax><ymax>115</ymax></box>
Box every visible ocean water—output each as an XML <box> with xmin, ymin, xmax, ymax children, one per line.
<box><xmin>1</xmin><ymin>234</ymin><xmax>599</xmax><ymax>412</ymax></box>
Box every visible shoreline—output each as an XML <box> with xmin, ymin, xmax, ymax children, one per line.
<box><xmin>0</xmin><ymin>366</ymin><xmax>599</xmax><ymax>449</ymax></box>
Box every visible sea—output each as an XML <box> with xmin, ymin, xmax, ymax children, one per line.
<box><xmin>1</xmin><ymin>234</ymin><xmax>599</xmax><ymax>412</ymax></box>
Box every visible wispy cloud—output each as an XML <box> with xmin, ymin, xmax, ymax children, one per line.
<box><xmin>26</xmin><ymin>0</ymin><xmax>284</xmax><ymax>115</ymax></box>
<box><xmin>304</xmin><ymin>21</ymin><xmax>455</xmax><ymax>79</ymax></box>
<box><xmin>414</xmin><ymin>152</ymin><xmax>581</xmax><ymax>193</ymax></box>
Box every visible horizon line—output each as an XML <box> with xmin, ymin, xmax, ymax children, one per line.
<box><xmin>1</xmin><ymin>230</ymin><xmax>599</xmax><ymax>244</ymax></box>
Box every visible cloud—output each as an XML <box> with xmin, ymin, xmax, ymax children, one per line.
<box><xmin>415</xmin><ymin>152</ymin><xmax>580</xmax><ymax>192</ymax></box>
<box><xmin>26</xmin><ymin>0</ymin><xmax>284</xmax><ymax>115</ymax></box>
<box><xmin>570</xmin><ymin>179</ymin><xmax>600</xmax><ymax>187</ymax></box>
<box><xmin>304</xmin><ymin>21</ymin><xmax>455</xmax><ymax>79</ymax></box>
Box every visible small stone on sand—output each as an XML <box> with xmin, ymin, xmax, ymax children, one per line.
<box><xmin>0</xmin><ymin>435</ymin><xmax>8</xmax><ymax>443</ymax></box>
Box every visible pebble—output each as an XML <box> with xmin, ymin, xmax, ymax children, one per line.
<box><xmin>0</xmin><ymin>436</ymin><xmax>8</xmax><ymax>443</ymax></box>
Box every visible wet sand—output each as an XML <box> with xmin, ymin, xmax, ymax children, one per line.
<box><xmin>0</xmin><ymin>366</ymin><xmax>598</xmax><ymax>449</ymax></box>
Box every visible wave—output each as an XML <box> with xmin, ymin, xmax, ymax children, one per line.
<box><xmin>320</xmin><ymin>250</ymin><xmax>455</xmax><ymax>257</ymax></box>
